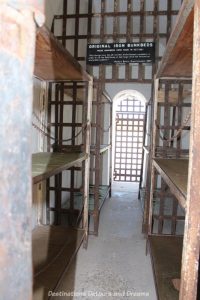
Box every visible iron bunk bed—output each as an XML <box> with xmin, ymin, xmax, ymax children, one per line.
<box><xmin>88</xmin><ymin>86</ymin><xmax>112</xmax><ymax>235</ymax></box>
<box><xmin>32</xmin><ymin>25</ymin><xmax>93</xmax><ymax>299</ymax></box>
<box><xmin>145</xmin><ymin>1</ymin><xmax>200</xmax><ymax>299</ymax></box>
<box><xmin>72</xmin><ymin>86</ymin><xmax>113</xmax><ymax>235</ymax></box>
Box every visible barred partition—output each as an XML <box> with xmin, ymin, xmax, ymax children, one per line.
<box><xmin>50</xmin><ymin>0</ymin><xmax>181</xmax><ymax>192</ymax></box>
<box><xmin>46</xmin><ymin>81</ymin><xmax>89</xmax><ymax>226</ymax></box>
<box><xmin>145</xmin><ymin>79</ymin><xmax>192</xmax><ymax>236</ymax></box>
<box><xmin>89</xmin><ymin>86</ymin><xmax>112</xmax><ymax>235</ymax></box>
<box><xmin>51</xmin><ymin>0</ymin><xmax>181</xmax><ymax>83</ymax></box>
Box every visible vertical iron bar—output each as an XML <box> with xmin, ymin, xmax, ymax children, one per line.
<box><xmin>126</xmin><ymin>0</ymin><xmax>132</xmax><ymax>80</ymax></box>
<box><xmin>138</xmin><ymin>104</ymin><xmax>148</xmax><ymax>199</ymax></box>
<box><xmin>46</xmin><ymin>82</ymin><xmax>52</xmax><ymax>224</ymax></box>
<box><xmin>113</xmin><ymin>0</ymin><xmax>119</xmax><ymax>80</ymax></box>
<box><xmin>83</xmin><ymin>78</ymin><xmax>93</xmax><ymax>247</ymax></box>
<box><xmin>74</xmin><ymin>0</ymin><xmax>80</xmax><ymax>60</ymax></box>
<box><xmin>62</xmin><ymin>0</ymin><xmax>68</xmax><ymax>47</ymax></box>
<box><xmin>109</xmin><ymin>100</ymin><xmax>113</xmax><ymax>196</ymax></box>
<box><xmin>177</xmin><ymin>82</ymin><xmax>183</xmax><ymax>157</ymax></box>
<box><xmin>138</xmin><ymin>0</ymin><xmax>145</xmax><ymax>80</ymax></box>
<box><xmin>167</xmin><ymin>0</ymin><xmax>172</xmax><ymax>41</ymax></box>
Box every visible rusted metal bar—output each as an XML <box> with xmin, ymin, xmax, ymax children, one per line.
<box><xmin>62</xmin><ymin>0</ymin><xmax>67</xmax><ymax>47</ymax></box>
<box><xmin>46</xmin><ymin>83</ymin><xmax>52</xmax><ymax>224</ymax></box>
<box><xmin>54</xmin><ymin>10</ymin><xmax>180</xmax><ymax>18</ymax></box>
<box><xmin>69</xmin><ymin>83</ymin><xmax>78</xmax><ymax>221</ymax></box>
<box><xmin>55</xmin><ymin>84</ymin><xmax>60</xmax><ymax>144</ymax></box>
<box><xmin>109</xmin><ymin>98</ymin><xmax>113</xmax><ymax>197</ymax></box>
<box><xmin>158</xmin><ymin>179</ymin><xmax>166</xmax><ymax>234</ymax></box>
<box><xmin>47</xmin><ymin>82</ymin><xmax>52</xmax><ymax>152</ymax></box>
<box><xmin>74</xmin><ymin>0</ymin><xmax>80</xmax><ymax>60</ymax></box>
<box><xmin>138</xmin><ymin>103</ymin><xmax>148</xmax><ymax>199</ymax></box>
<box><xmin>125</xmin><ymin>0</ymin><xmax>132</xmax><ymax>80</ymax></box>
<box><xmin>0</xmin><ymin>1</ymin><xmax>44</xmax><ymax>299</ymax></box>
<box><xmin>177</xmin><ymin>83</ymin><xmax>184</xmax><ymax>157</ymax></box>
<box><xmin>142</xmin><ymin>13</ymin><xmax>158</xmax><ymax>230</ymax></box>
<box><xmin>54</xmin><ymin>173</ymin><xmax>62</xmax><ymax>225</ymax></box>
<box><xmin>138</xmin><ymin>0</ymin><xmax>145</xmax><ymax>80</ymax></box>
<box><xmin>180</xmin><ymin>1</ymin><xmax>200</xmax><ymax>299</ymax></box>
<box><xmin>56</xmin><ymin>32</ymin><xmax>178</xmax><ymax>39</ymax></box>
<box><xmin>113</xmin><ymin>0</ymin><xmax>119</xmax><ymax>80</ymax></box>
<box><xmin>163</xmin><ymin>83</ymin><xmax>170</xmax><ymax>151</ymax></box>
<box><xmin>86</xmin><ymin>0</ymin><xmax>93</xmax><ymax>76</ymax></box>
<box><xmin>167</xmin><ymin>0</ymin><xmax>172</xmax><ymax>41</ymax></box>
<box><xmin>147</xmin><ymin>78</ymin><xmax>159</xmax><ymax>235</ymax></box>
<box><xmin>93</xmin><ymin>82</ymin><xmax>102</xmax><ymax>235</ymax></box>
<box><xmin>170</xmin><ymin>106</ymin><xmax>177</xmax><ymax>147</ymax></box>
<box><xmin>153</xmin><ymin>0</ymin><xmax>159</xmax><ymax>71</ymax></box>
<box><xmin>171</xmin><ymin>196</ymin><xmax>179</xmax><ymax>235</ymax></box>
<box><xmin>83</xmin><ymin>78</ymin><xmax>93</xmax><ymax>246</ymax></box>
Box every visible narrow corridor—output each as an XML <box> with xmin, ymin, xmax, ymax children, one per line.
<box><xmin>54</xmin><ymin>183</ymin><xmax>157</xmax><ymax>300</ymax></box>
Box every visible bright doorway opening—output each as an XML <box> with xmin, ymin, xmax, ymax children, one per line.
<box><xmin>113</xmin><ymin>90</ymin><xmax>147</xmax><ymax>182</ymax></box>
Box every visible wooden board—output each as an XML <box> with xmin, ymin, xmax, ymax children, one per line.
<box><xmin>32</xmin><ymin>152</ymin><xmax>86</xmax><ymax>184</ymax></box>
<box><xmin>149</xmin><ymin>235</ymin><xmax>183</xmax><ymax>300</ymax></box>
<box><xmin>34</xmin><ymin>26</ymin><xmax>90</xmax><ymax>81</ymax></box>
<box><xmin>154</xmin><ymin>159</ymin><xmax>188</xmax><ymax>209</ymax></box>
<box><xmin>157</xmin><ymin>1</ymin><xmax>194</xmax><ymax>78</ymax></box>
<box><xmin>33</xmin><ymin>225</ymin><xmax>84</xmax><ymax>300</ymax></box>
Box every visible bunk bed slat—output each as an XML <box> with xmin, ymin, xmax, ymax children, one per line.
<box><xmin>153</xmin><ymin>159</ymin><xmax>188</xmax><ymax>209</ymax></box>
<box><xmin>32</xmin><ymin>152</ymin><xmax>87</xmax><ymax>184</ymax></box>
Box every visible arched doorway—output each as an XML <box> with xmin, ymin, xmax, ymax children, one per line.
<box><xmin>113</xmin><ymin>90</ymin><xmax>147</xmax><ymax>182</ymax></box>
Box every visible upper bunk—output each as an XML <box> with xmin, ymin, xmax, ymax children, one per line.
<box><xmin>34</xmin><ymin>26</ymin><xmax>91</xmax><ymax>81</ymax></box>
<box><xmin>153</xmin><ymin>158</ymin><xmax>188</xmax><ymax>210</ymax></box>
<box><xmin>32</xmin><ymin>152</ymin><xmax>87</xmax><ymax>184</ymax></box>
<box><xmin>156</xmin><ymin>0</ymin><xmax>194</xmax><ymax>79</ymax></box>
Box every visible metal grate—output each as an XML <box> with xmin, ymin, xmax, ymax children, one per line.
<box><xmin>114</xmin><ymin>97</ymin><xmax>145</xmax><ymax>182</ymax></box>
<box><xmin>51</xmin><ymin>0</ymin><xmax>180</xmax><ymax>83</ymax></box>
<box><xmin>46</xmin><ymin>81</ymin><xmax>88</xmax><ymax>226</ymax></box>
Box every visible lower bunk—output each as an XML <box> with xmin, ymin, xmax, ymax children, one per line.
<box><xmin>74</xmin><ymin>184</ymin><xmax>111</xmax><ymax>235</ymax></box>
<box><xmin>148</xmin><ymin>235</ymin><xmax>183</xmax><ymax>300</ymax></box>
<box><xmin>33</xmin><ymin>225</ymin><xmax>85</xmax><ymax>300</ymax></box>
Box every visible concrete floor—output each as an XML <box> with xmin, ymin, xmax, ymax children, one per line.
<box><xmin>54</xmin><ymin>182</ymin><xmax>157</xmax><ymax>300</ymax></box>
